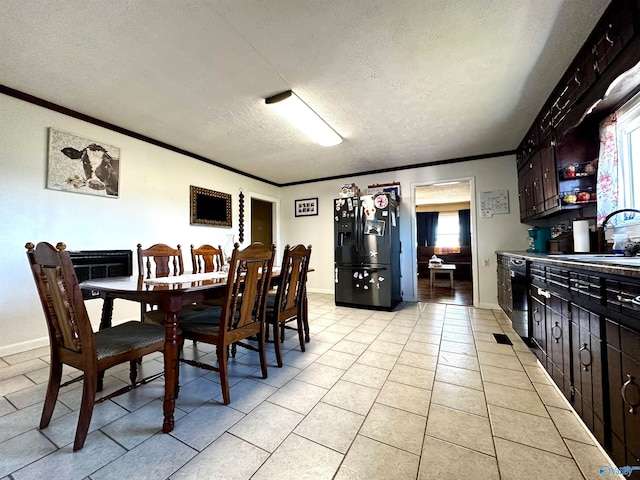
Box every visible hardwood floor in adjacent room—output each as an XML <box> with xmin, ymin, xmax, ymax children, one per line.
<box><xmin>417</xmin><ymin>276</ymin><xmax>473</xmax><ymax>305</ymax></box>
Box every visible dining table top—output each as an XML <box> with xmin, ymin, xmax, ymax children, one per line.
<box><xmin>80</xmin><ymin>267</ymin><xmax>283</xmax><ymax>295</ymax></box>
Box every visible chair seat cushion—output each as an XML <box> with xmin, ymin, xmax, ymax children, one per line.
<box><xmin>144</xmin><ymin>304</ymin><xmax>220</xmax><ymax>325</ymax></box>
<box><xmin>95</xmin><ymin>321</ymin><xmax>165</xmax><ymax>361</ymax></box>
<box><xmin>177</xmin><ymin>306</ymin><xmax>223</xmax><ymax>336</ymax></box>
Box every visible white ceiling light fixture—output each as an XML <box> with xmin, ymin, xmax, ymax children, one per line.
<box><xmin>265</xmin><ymin>90</ymin><xmax>342</xmax><ymax>146</ymax></box>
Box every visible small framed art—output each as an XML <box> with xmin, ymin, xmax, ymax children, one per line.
<box><xmin>295</xmin><ymin>197</ymin><xmax>318</xmax><ymax>217</ymax></box>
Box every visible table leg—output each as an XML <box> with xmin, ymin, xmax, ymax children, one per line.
<box><xmin>162</xmin><ymin>311</ymin><xmax>179</xmax><ymax>433</ymax></box>
<box><xmin>430</xmin><ymin>269</ymin><xmax>434</xmax><ymax>290</ymax></box>
<box><xmin>99</xmin><ymin>296</ymin><xmax>114</xmax><ymax>330</ymax></box>
<box><xmin>450</xmin><ymin>271</ymin><xmax>454</xmax><ymax>289</ymax></box>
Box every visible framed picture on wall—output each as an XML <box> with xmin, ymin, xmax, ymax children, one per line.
<box><xmin>295</xmin><ymin>197</ymin><xmax>318</xmax><ymax>217</ymax></box>
<box><xmin>47</xmin><ymin>128</ymin><xmax>120</xmax><ymax>198</ymax></box>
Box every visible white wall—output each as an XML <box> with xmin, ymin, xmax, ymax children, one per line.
<box><xmin>0</xmin><ymin>94</ymin><xmax>280</xmax><ymax>355</ymax></box>
<box><xmin>280</xmin><ymin>157</ymin><xmax>529</xmax><ymax>308</ymax></box>
<box><xmin>0</xmin><ymin>92</ymin><xmax>528</xmax><ymax>356</ymax></box>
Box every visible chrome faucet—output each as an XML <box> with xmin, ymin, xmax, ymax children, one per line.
<box><xmin>598</xmin><ymin>208</ymin><xmax>640</xmax><ymax>253</ymax></box>
<box><xmin>601</xmin><ymin>208</ymin><xmax>640</xmax><ymax>230</ymax></box>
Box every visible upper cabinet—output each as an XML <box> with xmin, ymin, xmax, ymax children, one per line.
<box><xmin>517</xmin><ymin>0</ymin><xmax>640</xmax><ymax>222</ymax></box>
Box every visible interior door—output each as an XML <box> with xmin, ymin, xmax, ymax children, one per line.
<box><xmin>251</xmin><ymin>198</ymin><xmax>273</xmax><ymax>247</ymax></box>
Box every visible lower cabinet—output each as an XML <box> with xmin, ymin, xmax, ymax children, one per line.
<box><xmin>606</xmin><ymin>318</ymin><xmax>640</xmax><ymax>468</ymax></box>
<box><xmin>571</xmin><ymin>303</ymin><xmax>606</xmax><ymax>445</ymax></box>
<box><xmin>546</xmin><ymin>291</ymin><xmax>572</xmax><ymax>399</ymax></box>
<box><xmin>530</xmin><ymin>284</ymin><xmax>547</xmax><ymax>365</ymax></box>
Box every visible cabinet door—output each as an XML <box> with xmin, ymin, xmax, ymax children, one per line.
<box><xmin>592</xmin><ymin>0</ymin><xmax>635</xmax><ymax>76</ymax></box>
<box><xmin>546</xmin><ymin>292</ymin><xmax>571</xmax><ymax>399</ymax></box>
<box><xmin>571</xmin><ymin>304</ymin><xmax>605</xmax><ymax>445</ymax></box>
<box><xmin>528</xmin><ymin>154</ymin><xmax>545</xmax><ymax>217</ymax></box>
<box><xmin>540</xmin><ymin>135</ymin><xmax>559</xmax><ymax>211</ymax></box>
<box><xmin>607</xmin><ymin>319</ymin><xmax>640</xmax><ymax>468</ymax></box>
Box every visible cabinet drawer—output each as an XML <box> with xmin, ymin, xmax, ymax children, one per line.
<box><xmin>547</xmin><ymin>265</ymin><xmax>570</xmax><ymax>292</ymax></box>
<box><xmin>606</xmin><ymin>278</ymin><xmax>640</xmax><ymax>321</ymax></box>
<box><xmin>570</xmin><ymin>271</ymin><xmax>603</xmax><ymax>307</ymax></box>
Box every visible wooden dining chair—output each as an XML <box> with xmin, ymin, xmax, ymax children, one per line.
<box><xmin>137</xmin><ymin>243</ymin><xmax>184</xmax><ymax>321</ymax></box>
<box><xmin>178</xmin><ymin>242</ymin><xmax>275</xmax><ymax>404</ymax></box>
<box><xmin>191</xmin><ymin>244</ymin><xmax>224</xmax><ymax>273</ymax></box>
<box><xmin>265</xmin><ymin>244</ymin><xmax>312</xmax><ymax>367</ymax></box>
<box><xmin>25</xmin><ymin>242</ymin><xmax>166</xmax><ymax>451</ymax></box>
<box><xmin>138</xmin><ymin>243</ymin><xmax>217</xmax><ymax>324</ymax></box>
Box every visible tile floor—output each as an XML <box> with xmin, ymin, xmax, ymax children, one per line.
<box><xmin>0</xmin><ymin>294</ymin><xmax>624</xmax><ymax>480</ymax></box>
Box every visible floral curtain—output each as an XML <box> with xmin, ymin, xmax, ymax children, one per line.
<box><xmin>596</xmin><ymin>113</ymin><xmax>619</xmax><ymax>227</ymax></box>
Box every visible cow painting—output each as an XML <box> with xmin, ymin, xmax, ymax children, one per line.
<box><xmin>47</xmin><ymin>129</ymin><xmax>120</xmax><ymax>198</ymax></box>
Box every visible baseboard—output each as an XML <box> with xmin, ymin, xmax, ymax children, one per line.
<box><xmin>0</xmin><ymin>337</ymin><xmax>49</xmax><ymax>358</ymax></box>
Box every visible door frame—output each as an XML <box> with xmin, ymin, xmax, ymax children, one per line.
<box><xmin>247</xmin><ymin>191</ymin><xmax>280</xmax><ymax>259</ymax></box>
<box><xmin>409</xmin><ymin>177</ymin><xmax>479</xmax><ymax>307</ymax></box>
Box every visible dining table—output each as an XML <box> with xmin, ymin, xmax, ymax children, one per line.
<box><xmin>80</xmin><ymin>267</ymin><xmax>309</xmax><ymax>434</ymax></box>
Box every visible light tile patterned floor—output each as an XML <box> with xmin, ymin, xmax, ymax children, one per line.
<box><xmin>0</xmin><ymin>294</ymin><xmax>624</xmax><ymax>480</ymax></box>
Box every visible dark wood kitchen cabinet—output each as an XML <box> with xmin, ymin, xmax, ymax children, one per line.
<box><xmin>545</xmin><ymin>290</ymin><xmax>572</xmax><ymax>400</ymax></box>
<box><xmin>499</xmin><ymin>253</ymin><xmax>640</xmax><ymax>468</ymax></box>
<box><xmin>605</xmin><ymin>319</ymin><xmax>640</xmax><ymax>468</ymax></box>
<box><xmin>516</xmin><ymin>0</ymin><xmax>640</xmax><ymax>222</ymax></box>
<box><xmin>571</xmin><ymin>303</ymin><xmax>606</xmax><ymax>445</ymax></box>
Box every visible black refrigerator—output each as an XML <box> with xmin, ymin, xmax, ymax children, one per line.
<box><xmin>334</xmin><ymin>194</ymin><xmax>401</xmax><ymax>310</ymax></box>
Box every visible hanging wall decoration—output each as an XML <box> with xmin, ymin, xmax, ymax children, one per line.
<box><xmin>238</xmin><ymin>188</ymin><xmax>245</xmax><ymax>243</ymax></box>
<box><xmin>47</xmin><ymin>128</ymin><xmax>120</xmax><ymax>198</ymax></box>
<box><xmin>190</xmin><ymin>186</ymin><xmax>232</xmax><ymax>227</ymax></box>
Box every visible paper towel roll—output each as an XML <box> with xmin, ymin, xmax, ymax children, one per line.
<box><xmin>573</xmin><ymin>220</ymin><xmax>590</xmax><ymax>252</ymax></box>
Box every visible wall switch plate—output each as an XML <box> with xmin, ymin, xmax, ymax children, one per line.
<box><xmin>483</xmin><ymin>259</ymin><xmax>490</xmax><ymax>267</ymax></box>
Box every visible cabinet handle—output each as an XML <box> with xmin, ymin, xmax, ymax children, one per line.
<box><xmin>605</xmin><ymin>26</ymin><xmax>614</xmax><ymax>46</ymax></box>
<box><xmin>621</xmin><ymin>374</ymin><xmax>639</xmax><ymax>414</ymax></box>
<box><xmin>617</xmin><ymin>294</ymin><xmax>634</xmax><ymax>304</ymax></box>
<box><xmin>533</xmin><ymin>307</ymin><xmax>541</xmax><ymax>325</ymax></box>
<box><xmin>578</xmin><ymin>343</ymin><xmax>591</xmax><ymax>371</ymax></box>
<box><xmin>574</xmin><ymin>70</ymin><xmax>581</xmax><ymax>86</ymax></box>
<box><xmin>551</xmin><ymin>321</ymin><xmax>562</xmax><ymax>343</ymax></box>
<box><xmin>537</xmin><ymin>287</ymin><xmax>551</xmax><ymax>299</ymax></box>
<box><xmin>574</xmin><ymin>282</ymin><xmax>589</xmax><ymax>290</ymax></box>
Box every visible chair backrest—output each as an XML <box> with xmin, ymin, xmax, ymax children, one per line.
<box><xmin>137</xmin><ymin>243</ymin><xmax>184</xmax><ymax>278</ymax></box>
<box><xmin>191</xmin><ymin>244</ymin><xmax>224</xmax><ymax>273</ymax></box>
<box><xmin>25</xmin><ymin>242</ymin><xmax>95</xmax><ymax>360</ymax></box>
<box><xmin>274</xmin><ymin>244</ymin><xmax>312</xmax><ymax>319</ymax></box>
<box><xmin>220</xmin><ymin>242</ymin><xmax>275</xmax><ymax>340</ymax></box>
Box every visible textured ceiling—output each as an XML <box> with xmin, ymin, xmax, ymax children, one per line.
<box><xmin>416</xmin><ymin>182</ymin><xmax>471</xmax><ymax>205</ymax></box>
<box><xmin>0</xmin><ymin>0</ymin><xmax>610</xmax><ymax>185</ymax></box>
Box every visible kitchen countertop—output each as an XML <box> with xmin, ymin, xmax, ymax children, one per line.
<box><xmin>496</xmin><ymin>251</ymin><xmax>640</xmax><ymax>278</ymax></box>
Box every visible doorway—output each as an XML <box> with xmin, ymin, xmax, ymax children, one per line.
<box><xmin>415</xmin><ymin>181</ymin><xmax>473</xmax><ymax>305</ymax></box>
<box><xmin>251</xmin><ymin>198</ymin><xmax>273</xmax><ymax>247</ymax></box>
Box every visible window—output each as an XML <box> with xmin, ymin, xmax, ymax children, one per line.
<box><xmin>617</xmin><ymin>91</ymin><xmax>640</xmax><ymax>221</ymax></box>
<box><xmin>435</xmin><ymin>212</ymin><xmax>460</xmax><ymax>249</ymax></box>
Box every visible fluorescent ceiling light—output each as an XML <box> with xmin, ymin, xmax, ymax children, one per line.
<box><xmin>265</xmin><ymin>90</ymin><xmax>342</xmax><ymax>146</ymax></box>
